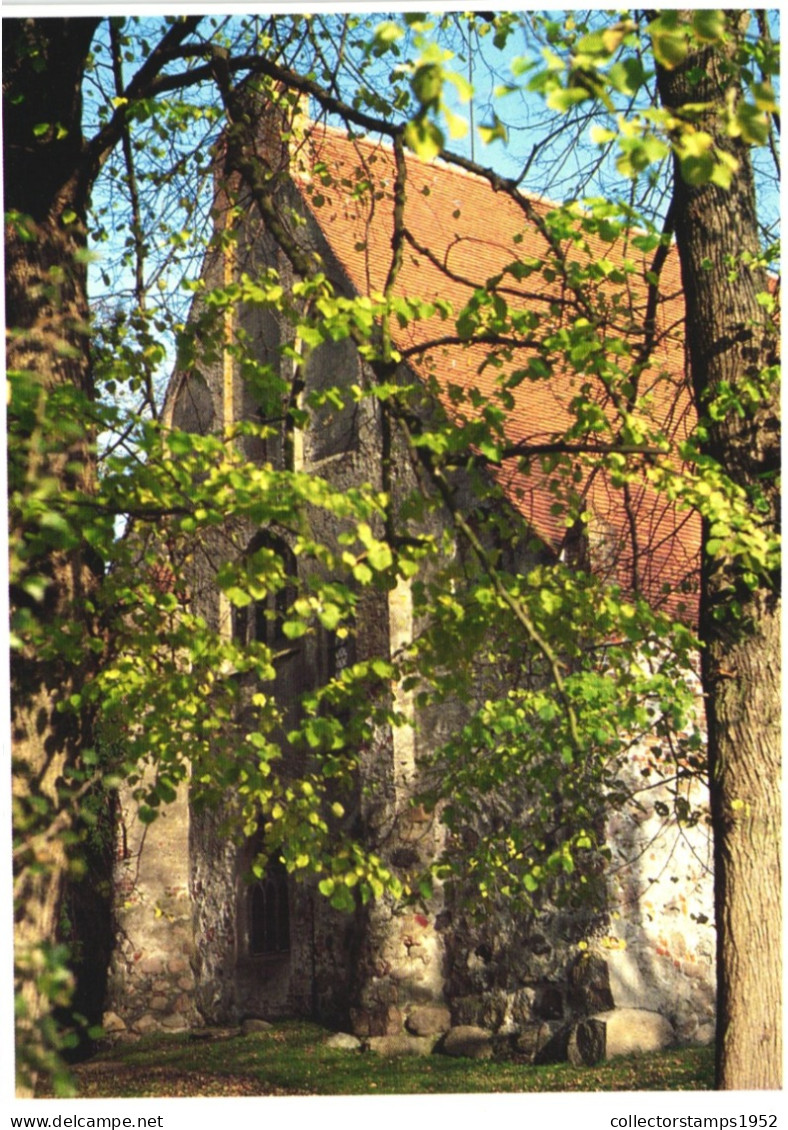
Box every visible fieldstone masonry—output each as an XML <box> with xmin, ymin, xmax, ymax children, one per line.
<box><xmin>106</xmin><ymin>780</ymin><xmax>200</xmax><ymax>1036</ymax></box>
<box><xmin>350</xmin><ymin>905</ymin><xmax>447</xmax><ymax>1038</ymax></box>
<box><xmin>601</xmin><ymin>742</ymin><xmax>716</xmax><ymax>1045</ymax></box>
<box><xmin>106</xmin><ymin>727</ymin><xmax>716</xmax><ymax>1052</ymax></box>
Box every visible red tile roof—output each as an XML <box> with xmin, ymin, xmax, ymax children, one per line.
<box><xmin>289</xmin><ymin>124</ymin><xmax>700</xmax><ymax>620</ymax></box>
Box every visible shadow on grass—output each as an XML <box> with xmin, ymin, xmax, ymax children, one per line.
<box><xmin>68</xmin><ymin>1021</ymin><xmax>715</xmax><ymax>1097</ymax></box>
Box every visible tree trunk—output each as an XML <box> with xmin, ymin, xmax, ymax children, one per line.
<box><xmin>5</xmin><ymin>17</ymin><xmax>103</xmax><ymax>1093</ymax></box>
<box><xmin>656</xmin><ymin>16</ymin><xmax>781</xmax><ymax>1090</ymax></box>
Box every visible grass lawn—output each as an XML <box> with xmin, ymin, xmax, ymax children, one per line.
<box><xmin>67</xmin><ymin>1022</ymin><xmax>715</xmax><ymax>1097</ymax></box>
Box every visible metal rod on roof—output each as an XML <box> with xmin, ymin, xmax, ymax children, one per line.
<box><xmin>469</xmin><ymin>24</ymin><xmax>475</xmax><ymax>165</ymax></box>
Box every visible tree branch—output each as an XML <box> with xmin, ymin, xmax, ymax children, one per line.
<box><xmin>82</xmin><ymin>15</ymin><xmax>206</xmax><ymax>192</ymax></box>
<box><xmin>444</xmin><ymin>439</ymin><xmax>666</xmax><ymax>468</ymax></box>
<box><xmin>109</xmin><ymin>20</ymin><xmax>158</xmax><ymax>419</ymax></box>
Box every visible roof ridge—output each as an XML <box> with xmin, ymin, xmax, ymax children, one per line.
<box><xmin>299</xmin><ymin>117</ymin><xmax>562</xmax><ymax>210</ymax></box>
<box><xmin>297</xmin><ymin>117</ymin><xmax>685</xmax><ymax>242</ymax></box>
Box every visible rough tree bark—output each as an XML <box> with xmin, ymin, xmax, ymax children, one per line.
<box><xmin>656</xmin><ymin>14</ymin><xmax>781</xmax><ymax>1090</ymax></box>
<box><xmin>5</xmin><ymin>17</ymin><xmax>103</xmax><ymax>1089</ymax></box>
<box><xmin>6</xmin><ymin>19</ymin><xmax>208</xmax><ymax>1087</ymax></box>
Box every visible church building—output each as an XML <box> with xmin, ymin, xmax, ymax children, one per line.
<box><xmin>105</xmin><ymin>98</ymin><xmax>715</xmax><ymax>1056</ymax></box>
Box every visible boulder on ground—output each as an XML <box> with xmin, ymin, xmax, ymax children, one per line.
<box><xmin>189</xmin><ymin>1026</ymin><xmax>240</xmax><ymax>1041</ymax></box>
<box><xmin>160</xmin><ymin>1013</ymin><xmax>189</xmax><ymax>1031</ymax></box>
<box><xmin>406</xmin><ymin>1005</ymin><xmax>452</xmax><ymax>1037</ymax></box>
<box><xmin>241</xmin><ymin>1018</ymin><xmax>273</xmax><ymax>1035</ymax></box>
<box><xmin>568</xmin><ymin>1008</ymin><xmax>675</xmax><ymax>1066</ymax></box>
<box><xmin>515</xmin><ymin>1021</ymin><xmax>562</xmax><ymax>1064</ymax></box>
<box><xmin>131</xmin><ymin>1013</ymin><xmax>160</xmax><ymax>1036</ymax></box>
<box><xmin>101</xmin><ymin>1011</ymin><xmax>127</xmax><ymax>1034</ymax></box>
<box><xmin>325</xmin><ymin>1032</ymin><xmax>363</xmax><ymax>1051</ymax></box>
<box><xmin>440</xmin><ymin>1025</ymin><xmax>494</xmax><ymax>1060</ymax></box>
<box><xmin>366</xmin><ymin>1034</ymin><xmax>436</xmax><ymax>1056</ymax></box>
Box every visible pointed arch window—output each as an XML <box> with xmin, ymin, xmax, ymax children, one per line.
<box><xmin>233</xmin><ymin>532</ymin><xmax>298</xmax><ymax>652</ymax></box>
<box><xmin>249</xmin><ymin>858</ymin><xmax>291</xmax><ymax>956</ymax></box>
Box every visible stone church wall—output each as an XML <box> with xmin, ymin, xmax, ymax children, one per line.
<box><xmin>105</xmin><ymin>142</ymin><xmax>715</xmax><ymax>1046</ymax></box>
<box><xmin>105</xmin><ymin>779</ymin><xmax>199</xmax><ymax>1036</ymax></box>
<box><xmin>602</xmin><ymin>742</ymin><xmax>716</xmax><ymax>1044</ymax></box>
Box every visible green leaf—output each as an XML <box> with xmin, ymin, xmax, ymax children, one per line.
<box><xmin>404</xmin><ymin>117</ymin><xmax>444</xmax><ymax>161</ymax></box>
<box><xmin>751</xmin><ymin>82</ymin><xmax>779</xmax><ymax>115</ymax></box>
<box><xmin>691</xmin><ymin>10</ymin><xmax>727</xmax><ymax>44</ymax></box>
<box><xmin>478</xmin><ymin>440</ymin><xmax>501</xmax><ymax>463</ymax></box>
<box><xmin>539</xmin><ymin>589</ymin><xmax>562</xmax><ymax>615</ymax></box>
<box><xmin>734</xmin><ymin>102</ymin><xmax>771</xmax><ymax>146</ymax></box>
<box><xmin>443</xmin><ymin>106</ymin><xmax>468</xmax><ymax>141</ymax></box>
<box><xmin>546</xmin><ymin>86</ymin><xmax>592</xmax><ymax>113</ymax></box>
<box><xmin>527</xmin><ymin>356</ymin><xmax>552</xmax><ymax>381</ymax></box>
<box><xmin>282</xmin><ymin>619</ymin><xmax>309</xmax><ymax>640</ymax></box>
<box><xmin>411</xmin><ymin>63</ymin><xmax>444</xmax><ymax>110</ymax></box>
<box><xmin>709</xmin><ymin>149</ymin><xmax>738</xmax><ymax>188</ymax></box>
<box><xmin>590</xmin><ymin>125</ymin><xmax>617</xmax><ymax>146</ymax></box>
<box><xmin>478</xmin><ymin>114</ymin><xmax>508</xmax><ymax>146</ymax></box>
<box><xmin>224</xmin><ymin>586</ymin><xmax>253</xmax><ymax>608</ymax></box>
<box><xmin>607</xmin><ymin>57</ymin><xmax>647</xmax><ymax>96</ymax></box>
<box><xmin>649</xmin><ymin>17</ymin><xmax>689</xmax><ymax>69</ymax></box>
<box><xmin>367</xmin><ymin>540</ymin><xmax>393</xmax><ymax>572</ymax></box>
<box><xmin>317</xmin><ymin>603</ymin><xmax>342</xmax><ymax>631</ymax></box>
<box><xmin>679</xmin><ymin>151</ymin><xmax>715</xmax><ymax>187</ymax></box>
<box><xmin>353</xmin><ymin>562</ymin><xmax>373</xmax><ymax>584</ymax></box>
<box><xmin>330</xmin><ymin>886</ymin><xmax>355</xmax><ymax>912</ymax></box>
<box><xmin>372</xmin><ymin>21</ymin><xmax>403</xmax><ymax>49</ymax></box>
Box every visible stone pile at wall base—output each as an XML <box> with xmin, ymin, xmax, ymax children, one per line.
<box><xmin>97</xmin><ymin>1008</ymin><xmax>682</xmax><ymax>1069</ymax></box>
<box><xmin>333</xmin><ymin>1009</ymin><xmax>678</xmax><ymax>1065</ymax></box>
